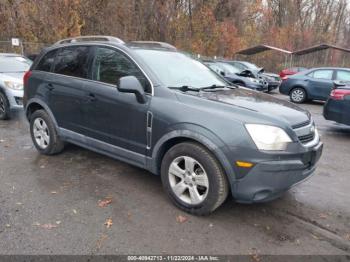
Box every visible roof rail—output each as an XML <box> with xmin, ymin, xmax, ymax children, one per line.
<box><xmin>128</xmin><ymin>41</ymin><xmax>177</xmax><ymax>50</ymax></box>
<box><xmin>54</xmin><ymin>35</ymin><xmax>124</xmax><ymax>45</ymax></box>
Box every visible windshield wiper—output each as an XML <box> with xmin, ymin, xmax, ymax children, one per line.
<box><xmin>168</xmin><ymin>86</ymin><xmax>200</xmax><ymax>92</ymax></box>
<box><xmin>199</xmin><ymin>84</ymin><xmax>235</xmax><ymax>90</ymax></box>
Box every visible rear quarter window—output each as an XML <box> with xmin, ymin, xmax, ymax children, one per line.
<box><xmin>36</xmin><ymin>50</ymin><xmax>57</xmax><ymax>72</ymax></box>
<box><xmin>53</xmin><ymin>46</ymin><xmax>90</xmax><ymax>78</ymax></box>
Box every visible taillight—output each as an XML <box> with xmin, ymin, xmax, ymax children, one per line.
<box><xmin>330</xmin><ymin>89</ymin><xmax>350</xmax><ymax>100</ymax></box>
<box><xmin>23</xmin><ymin>71</ymin><xmax>32</xmax><ymax>87</ymax></box>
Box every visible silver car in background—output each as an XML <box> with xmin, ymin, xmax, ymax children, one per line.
<box><xmin>0</xmin><ymin>53</ymin><xmax>32</xmax><ymax>120</ymax></box>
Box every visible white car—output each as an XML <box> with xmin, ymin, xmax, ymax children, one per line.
<box><xmin>0</xmin><ymin>53</ymin><xmax>32</xmax><ymax>120</ymax></box>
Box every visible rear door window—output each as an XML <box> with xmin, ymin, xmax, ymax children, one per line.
<box><xmin>53</xmin><ymin>46</ymin><xmax>90</xmax><ymax>78</ymax></box>
<box><xmin>36</xmin><ymin>50</ymin><xmax>57</xmax><ymax>72</ymax></box>
<box><xmin>91</xmin><ymin>47</ymin><xmax>151</xmax><ymax>93</ymax></box>
<box><xmin>309</xmin><ymin>70</ymin><xmax>333</xmax><ymax>80</ymax></box>
<box><xmin>336</xmin><ymin>70</ymin><xmax>350</xmax><ymax>81</ymax></box>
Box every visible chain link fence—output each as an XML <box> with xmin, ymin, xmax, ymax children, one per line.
<box><xmin>0</xmin><ymin>40</ymin><xmax>48</xmax><ymax>56</ymax></box>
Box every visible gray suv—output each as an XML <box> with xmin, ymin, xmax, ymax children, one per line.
<box><xmin>24</xmin><ymin>36</ymin><xmax>323</xmax><ymax>215</ymax></box>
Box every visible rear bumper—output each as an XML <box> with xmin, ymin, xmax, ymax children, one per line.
<box><xmin>323</xmin><ymin>99</ymin><xmax>350</xmax><ymax>126</ymax></box>
<box><xmin>232</xmin><ymin>142</ymin><xmax>323</xmax><ymax>203</ymax></box>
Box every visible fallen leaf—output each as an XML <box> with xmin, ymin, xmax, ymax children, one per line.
<box><xmin>72</xmin><ymin>209</ymin><xmax>77</xmax><ymax>214</ymax></box>
<box><xmin>176</xmin><ymin>215</ymin><xmax>188</xmax><ymax>223</ymax></box>
<box><xmin>311</xmin><ymin>234</ymin><xmax>320</xmax><ymax>240</ymax></box>
<box><xmin>55</xmin><ymin>221</ymin><xmax>61</xmax><ymax>225</ymax></box>
<box><xmin>5</xmin><ymin>224</ymin><xmax>11</xmax><ymax>228</ymax></box>
<box><xmin>41</xmin><ymin>223</ymin><xmax>57</xmax><ymax>229</ymax></box>
<box><xmin>319</xmin><ymin>213</ymin><xmax>328</xmax><ymax>219</ymax></box>
<box><xmin>345</xmin><ymin>234</ymin><xmax>350</xmax><ymax>241</ymax></box>
<box><xmin>127</xmin><ymin>212</ymin><xmax>132</xmax><ymax>220</ymax></box>
<box><xmin>16</xmin><ymin>202</ymin><xmax>22</xmax><ymax>205</ymax></box>
<box><xmin>40</xmin><ymin>165</ymin><xmax>45</xmax><ymax>169</ymax></box>
<box><xmin>104</xmin><ymin>218</ymin><xmax>113</xmax><ymax>228</ymax></box>
<box><xmin>96</xmin><ymin>234</ymin><xmax>108</xmax><ymax>249</ymax></box>
<box><xmin>98</xmin><ymin>198</ymin><xmax>112</xmax><ymax>208</ymax></box>
<box><xmin>51</xmin><ymin>191</ymin><xmax>58</xmax><ymax>194</ymax></box>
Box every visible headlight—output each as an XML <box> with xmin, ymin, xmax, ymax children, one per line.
<box><xmin>4</xmin><ymin>81</ymin><xmax>23</xmax><ymax>90</ymax></box>
<box><xmin>247</xmin><ymin>77</ymin><xmax>260</xmax><ymax>84</ymax></box>
<box><xmin>245</xmin><ymin>124</ymin><xmax>292</xmax><ymax>151</ymax></box>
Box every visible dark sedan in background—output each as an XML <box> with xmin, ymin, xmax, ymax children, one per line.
<box><xmin>279</xmin><ymin>67</ymin><xmax>350</xmax><ymax>103</ymax></box>
<box><xmin>324</xmin><ymin>83</ymin><xmax>350</xmax><ymax>126</ymax></box>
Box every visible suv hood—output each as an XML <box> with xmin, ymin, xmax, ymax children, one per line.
<box><xmin>194</xmin><ymin>88</ymin><xmax>310</xmax><ymax>126</ymax></box>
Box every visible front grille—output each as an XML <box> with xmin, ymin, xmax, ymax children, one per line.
<box><xmin>298</xmin><ymin>133</ymin><xmax>315</xmax><ymax>144</ymax></box>
<box><xmin>292</xmin><ymin>119</ymin><xmax>316</xmax><ymax>145</ymax></box>
<box><xmin>292</xmin><ymin>120</ymin><xmax>310</xmax><ymax>129</ymax></box>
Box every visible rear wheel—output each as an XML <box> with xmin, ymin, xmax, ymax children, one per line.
<box><xmin>0</xmin><ymin>92</ymin><xmax>10</xmax><ymax>120</ymax></box>
<box><xmin>290</xmin><ymin>87</ymin><xmax>307</xmax><ymax>103</ymax></box>
<box><xmin>30</xmin><ymin>110</ymin><xmax>65</xmax><ymax>155</ymax></box>
<box><xmin>161</xmin><ymin>142</ymin><xmax>229</xmax><ymax>215</ymax></box>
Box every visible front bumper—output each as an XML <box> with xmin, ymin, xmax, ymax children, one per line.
<box><xmin>246</xmin><ymin>82</ymin><xmax>268</xmax><ymax>92</ymax></box>
<box><xmin>3</xmin><ymin>88</ymin><xmax>23</xmax><ymax>110</ymax></box>
<box><xmin>232</xmin><ymin>142</ymin><xmax>323</xmax><ymax>203</ymax></box>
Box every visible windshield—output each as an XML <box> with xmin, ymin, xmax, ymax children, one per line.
<box><xmin>216</xmin><ymin>62</ymin><xmax>240</xmax><ymax>74</ymax></box>
<box><xmin>240</xmin><ymin>61</ymin><xmax>260</xmax><ymax>70</ymax></box>
<box><xmin>0</xmin><ymin>56</ymin><xmax>32</xmax><ymax>73</ymax></box>
<box><xmin>134</xmin><ymin>50</ymin><xmax>227</xmax><ymax>89</ymax></box>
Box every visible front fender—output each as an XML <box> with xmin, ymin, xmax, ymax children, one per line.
<box><xmin>148</xmin><ymin>124</ymin><xmax>237</xmax><ymax>185</ymax></box>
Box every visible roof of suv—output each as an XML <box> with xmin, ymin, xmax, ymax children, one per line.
<box><xmin>52</xmin><ymin>35</ymin><xmax>177</xmax><ymax>52</ymax></box>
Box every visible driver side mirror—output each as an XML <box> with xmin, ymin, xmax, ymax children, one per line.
<box><xmin>117</xmin><ymin>76</ymin><xmax>147</xmax><ymax>103</ymax></box>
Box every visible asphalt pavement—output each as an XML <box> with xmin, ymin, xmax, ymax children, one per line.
<box><xmin>0</xmin><ymin>91</ymin><xmax>349</xmax><ymax>255</ymax></box>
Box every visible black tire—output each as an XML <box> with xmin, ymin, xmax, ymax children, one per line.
<box><xmin>0</xmin><ymin>91</ymin><xmax>11</xmax><ymax>120</ymax></box>
<box><xmin>30</xmin><ymin>109</ymin><xmax>65</xmax><ymax>155</ymax></box>
<box><xmin>161</xmin><ymin>142</ymin><xmax>229</xmax><ymax>215</ymax></box>
<box><xmin>290</xmin><ymin>87</ymin><xmax>307</xmax><ymax>103</ymax></box>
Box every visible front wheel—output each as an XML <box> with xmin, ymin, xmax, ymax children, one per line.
<box><xmin>161</xmin><ymin>142</ymin><xmax>229</xmax><ymax>215</ymax></box>
<box><xmin>290</xmin><ymin>87</ymin><xmax>307</xmax><ymax>103</ymax></box>
<box><xmin>0</xmin><ymin>92</ymin><xmax>10</xmax><ymax>120</ymax></box>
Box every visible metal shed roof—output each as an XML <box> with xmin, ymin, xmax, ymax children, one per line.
<box><xmin>293</xmin><ymin>43</ymin><xmax>350</xmax><ymax>56</ymax></box>
<box><xmin>235</xmin><ymin>44</ymin><xmax>292</xmax><ymax>55</ymax></box>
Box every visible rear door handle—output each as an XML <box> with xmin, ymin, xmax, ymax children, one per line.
<box><xmin>47</xmin><ymin>83</ymin><xmax>54</xmax><ymax>91</ymax></box>
<box><xmin>87</xmin><ymin>93</ymin><xmax>97</xmax><ymax>102</ymax></box>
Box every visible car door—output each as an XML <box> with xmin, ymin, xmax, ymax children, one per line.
<box><xmin>47</xmin><ymin>46</ymin><xmax>92</xmax><ymax>133</ymax></box>
<box><xmin>307</xmin><ymin>69</ymin><xmax>334</xmax><ymax>100</ymax></box>
<box><xmin>82</xmin><ymin>46</ymin><xmax>152</xmax><ymax>157</ymax></box>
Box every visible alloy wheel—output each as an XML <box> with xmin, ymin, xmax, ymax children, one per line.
<box><xmin>168</xmin><ymin>156</ymin><xmax>209</xmax><ymax>205</ymax></box>
<box><xmin>33</xmin><ymin>118</ymin><xmax>50</xmax><ymax>149</ymax></box>
<box><xmin>291</xmin><ymin>89</ymin><xmax>305</xmax><ymax>102</ymax></box>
